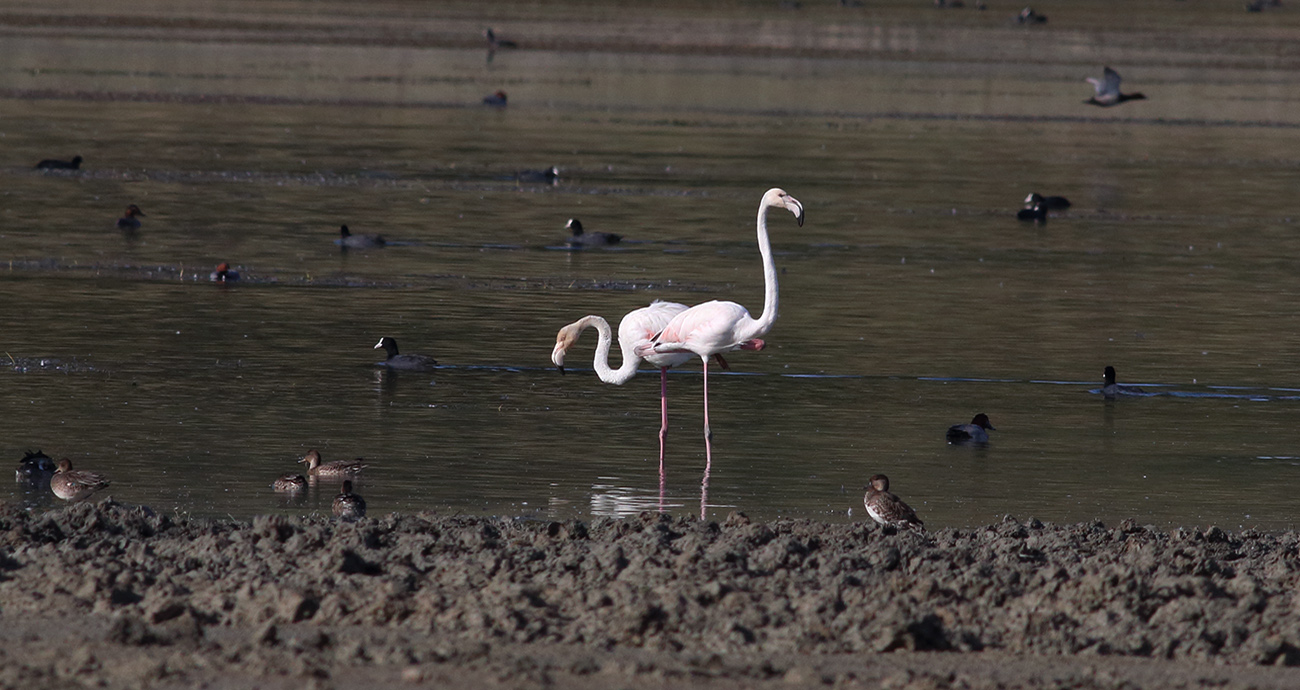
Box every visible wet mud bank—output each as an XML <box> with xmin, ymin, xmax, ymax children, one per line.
<box><xmin>2</xmin><ymin>501</ymin><xmax>1300</xmax><ymax>689</ymax></box>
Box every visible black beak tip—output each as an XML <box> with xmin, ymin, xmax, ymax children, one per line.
<box><xmin>556</xmin><ymin>365</ymin><xmax>566</xmax><ymax>376</ymax></box>
<box><xmin>797</xmin><ymin>213</ymin><xmax>805</xmax><ymax>228</ymax></box>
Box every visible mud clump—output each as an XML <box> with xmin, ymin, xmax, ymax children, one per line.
<box><xmin>2</xmin><ymin>502</ymin><xmax>1300</xmax><ymax>688</ymax></box>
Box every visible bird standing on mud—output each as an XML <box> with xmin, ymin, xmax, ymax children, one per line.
<box><xmin>863</xmin><ymin>474</ymin><xmax>924</xmax><ymax>531</ymax></box>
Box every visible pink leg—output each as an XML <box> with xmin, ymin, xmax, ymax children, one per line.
<box><xmin>701</xmin><ymin>355</ymin><xmax>712</xmax><ymax>520</ymax></box>
<box><xmin>658</xmin><ymin>367</ymin><xmax>668</xmax><ymax>511</ymax></box>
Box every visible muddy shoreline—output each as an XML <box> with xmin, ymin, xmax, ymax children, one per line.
<box><xmin>2</xmin><ymin>501</ymin><xmax>1299</xmax><ymax>688</ymax></box>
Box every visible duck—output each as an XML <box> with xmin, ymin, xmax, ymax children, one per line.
<box><xmin>51</xmin><ymin>458</ymin><xmax>111</xmax><ymax>501</ymax></box>
<box><xmin>1101</xmin><ymin>365</ymin><xmax>1147</xmax><ymax>399</ymax></box>
<box><xmin>210</xmin><ymin>262</ymin><xmax>240</xmax><ymax>283</ymax></box>
<box><xmin>35</xmin><ymin>155</ymin><xmax>82</xmax><ymax>170</ymax></box>
<box><xmin>516</xmin><ymin>166</ymin><xmax>559</xmax><ymax>184</ymax></box>
<box><xmin>1084</xmin><ymin>67</ymin><xmax>1146</xmax><ymax>107</ymax></box>
<box><xmin>299</xmin><ymin>450</ymin><xmax>367</xmax><ymax>479</ymax></box>
<box><xmin>116</xmin><ymin>204</ymin><xmax>146</xmax><ymax>230</ymax></box>
<box><xmin>1245</xmin><ymin>0</ymin><xmax>1282</xmax><ymax>11</ymax></box>
<box><xmin>1016</xmin><ymin>7</ymin><xmax>1047</xmax><ymax>23</ymax></box>
<box><xmin>336</xmin><ymin>224</ymin><xmax>385</xmax><ymax>249</ymax></box>
<box><xmin>332</xmin><ymin>480</ymin><xmax>367</xmax><ymax>521</ymax></box>
<box><xmin>1017</xmin><ymin>202</ymin><xmax>1047</xmax><ymax>223</ymax></box>
<box><xmin>947</xmin><ymin>413</ymin><xmax>995</xmax><ymax>444</ymax></box>
<box><xmin>272</xmin><ymin>473</ymin><xmax>307</xmax><ymax>493</ymax></box>
<box><xmin>565</xmin><ymin>218</ymin><xmax>621</xmax><ymax>248</ymax></box>
<box><xmin>483</xmin><ymin>90</ymin><xmax>508</xmax><ymax>107</ymax></box>
<box><xmin>863</xmin><ymin>474</ymin><xmax>924</xmax><ymax>530</ymax></box>
<box><xmin>374</xmin><ymin>336</ymin><xmax>438</xmax><ymax>371</ymax></box>
<box><xmin>16</xmin><ymin>449</ymin><xmax>56</xmax><ymax>482</ymax></box>
<box><xmin>483</xmin><ymin>28</ymin><xmax>517</xmax><ymax>50</ymax></box>
<box><xmin>1024</xmin><ymin>192</ymin><xmax>1071</xmax><ymax>210</ymax></box>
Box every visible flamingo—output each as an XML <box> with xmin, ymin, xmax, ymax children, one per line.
<box><xmin>551</xmin><ymin>300</ymin><xmax>735</xmax><ymax>473</ymax></box>
<box><xmin>635</xmin><ymin>188</ymin><xmax>804</xmax><ymax>484</ymax></box>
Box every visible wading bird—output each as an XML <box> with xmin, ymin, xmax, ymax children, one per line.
<box><xmin>636</xmin><ymin>188</ymin><xmax>804</xmax><ymax>468</ymax></box>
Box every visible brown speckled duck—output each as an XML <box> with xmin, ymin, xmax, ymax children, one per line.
<box><xmin>51</xmin><ymin>458</ymin><xmax>111</xmax><ymax>501</ymax></box>
<box><xmin>272</xmin><ymin>473</ymin><xmax>307</xmax><ymax>493</ymax></box>
<box><xmin>863</xmin><ymin>474</ymin><xmax>924</xmax><ymax>531</ymax></box>
<box><xmin>332</xmin><ymin>480</ymin><xmax>367</xmax><ymax>521</ymax></box>
<box><xmin>299</xmin><ymin>450</ymin><xmax>366</xmax><ymax>479</ymax></box>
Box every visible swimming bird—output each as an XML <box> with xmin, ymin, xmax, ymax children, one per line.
<box><xmin>484</xmin><ymin>28</ymin><xmax>518</xmax><ymax>49</ymax></box>
<box><xmin>483</xmin><ymin>90</ymin><xmax>508</xmax><ymax>107</ymax></box>
<box><xmin>1102</xmin><ymin>365</ymin><xmax>1147</xmax><ymax>399</ymax></box>
<box><xmin>374</xmin><ymin>336</ymin><xmax>438</xmax><ymax>371</ymax></box>
<box><xmin>947</xmin><ymin>413</ymin><xmax>995</xmax><ymax>444</ymax></box>
<box><xmin>51</xmin><ymin>458</ymin><xmax>110</xmax><ymax>501</ymax></box>
<box><xmin>516</xmin><ymin>166</ymin><xmax>559</xmax><ymax>184</ymax></box>
<box><xmin>863</xmin><ymin>474</ymin><xmax>924</xmax><ymax>530</ymax></box>
<box><xmin>116</xmin><ymin>204</ymin><xmax>146</xmax><ymax>230</ymax></box>
<box><xmin>336</xmin><ymin>224</ymin><xmax>385</xmax><ymax>249</ymax></box>
<box><xmin>299</xmin><ymin>450</ymin><xmax>366</xmax><ymax>479</ymax></box>
<box><xmin>210</xmin><ymin>262</ymin><xmax>240</xmax><ymax>283</ymax></box>
<box><xmin>333</xmin><ymin>480</ymin><xmax>367</xmax><ymax>521</ymax></box>
<box><xmin>552</xmin><ymin>301</ymin><xmax>737</xmax><ymax>469</ymax></box>
<box><xmin>1017</xmin><ymin>202</ymin><xmax>1047</xmax><ymax>223</ymax></box>
<box><xmin>565</xmin><ymin>218</ymin><xmax>621</xmax><ymax>248</ymax></box>
<box><xmin>272</xmin><ymin>473</ymin><xmax>307</xmax><ymax>493</ymax></box>
<box><xmin>636</xmin><ymin>188</ymin><xmax>804</xmax><ymax>467</ymax></box>
<box><xmin>16</xmin><ymin>449</ymin><xmax>56</xmax><ymax>483</ymax></box>
<box><xmin>35</xmin><ymin>155</ymin><xmax>82</xmax><ymax>170</ymax></box>
<box><xmin>1025</xmin><ymin>192</ymin><xmax>1071</xmax><ymax>210</ymax></box>
<box><xmin>1016</xmin><ymin>7</ymin><xmax>1047</xmax><ymax>23</ymax></box>
<box><xmin>1084</xmin><ymin>67</ymin><xmax>1146</xmax><ymax>107</ymax></box>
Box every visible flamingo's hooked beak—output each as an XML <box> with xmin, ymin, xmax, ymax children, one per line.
<box><xmin>556</xmin><ymin>364</ymin><xmax>566</xmax><ymax>376</ymax></box>
<box><xmin>787</xmin><ymin>197</ymin><xmax>805</xmax><ymax>227</ymax></box>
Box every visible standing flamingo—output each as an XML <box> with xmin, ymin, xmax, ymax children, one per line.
<box><xmin>551</xmin><ymin>300</ymin><xmax>733</xmax><ymax>475</ymax></box>
<box><xmin>636</xmin><ymin>188</ymin><xmax>804</xmax><ymax>510</ymax></box>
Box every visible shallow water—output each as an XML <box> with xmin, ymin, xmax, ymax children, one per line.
<box><xmin>4</xmin><ymin>1</ymin><xmax>1300</xmax><ymax>530</ymax></box>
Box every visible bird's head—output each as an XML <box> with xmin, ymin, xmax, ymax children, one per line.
<box><xmin>764</xmin><ymin>188</ymin><xmax>804</xmax><ymax>227</ymax></box>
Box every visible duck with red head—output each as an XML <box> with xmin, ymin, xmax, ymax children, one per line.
<box><xmin>483</xmin><ymin>90</ymin><xmax>507</xmax><ymax>107</ymax></box>
<box><xmin>116</xmin><ymin>204</ymin><xmax>145</xmax><ymax>230</ymax></box>
<box><xmin>947</xmin><ymin>413</ymin><xmax>995</xmax><ymax>444</ymax></box>
<box><xmin>210</xmin><ymin>262</ymin><xmax>240</xmax><ymax>282</ymax></box>
<box><xmin>863</xmin><ymin>474</ymin><xmax>924</xmax><ymax>531</ymax></box>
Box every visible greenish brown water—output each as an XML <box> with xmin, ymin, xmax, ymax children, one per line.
<box><xmin>3</xmin><ymin>1</ymin><xmax>1300</xmax><ymax>529</ymax></box>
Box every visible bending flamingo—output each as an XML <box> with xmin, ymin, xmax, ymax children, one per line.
<box><xmin>636</xmin><ymin>188</ymin><xmax>804</xmax><ymax>491</ymax></box>
<box><xmin>551</xmin><ymin>300</ymin><xmax>733</xmax><ymax>473</ymax></box>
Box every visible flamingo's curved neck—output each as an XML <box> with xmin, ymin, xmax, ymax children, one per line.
<box><xmin>582</xmin><ymin>315</ymin><xmax>639</xmax><ymax>385</ymax></box>
<box><xmin>746</xmin><ymin>199</ymin><xmax>780</xmax><ymax>339</ymax></box>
